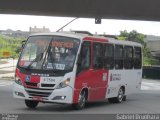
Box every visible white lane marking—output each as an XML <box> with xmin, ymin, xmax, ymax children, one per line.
<box><xmin>0</xmin><ymin>81</ymin><xmax>13</xmax><ymax>87</ymax></box>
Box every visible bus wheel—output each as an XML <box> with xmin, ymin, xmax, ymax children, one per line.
<box><xmin>72</xmin><ymin>91</ymin><xmax>86</xmax><ymax>110</ymax></box>
<box><xmin>25</xmin><ymin>100</ymin><xmax>39</xmax><ymax>109</ymax></box>
<box><xmin>108</xmin><ymin>87</ymin><xmax>125</xmax><ymax>103</ymax></box>
<box><xmin>115</xmin><ymin>87</ymin><xmax>124</xmax><ymax>103</ymax></box>
<box><xmin>123</xmin><ymin>95</ymin><xmax>127</xmax><ymax>101</ymax></box>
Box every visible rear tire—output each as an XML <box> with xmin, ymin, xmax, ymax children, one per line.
<box><xmin>123</xmin><ymin>95</ymin><xmax>127</xmax><ymax>101</ymax></box>
<box><xmin>25</xmin><ymin>100</ymin><xmax>39</xmax><ymax>109</ymax></box>
<box><xmin>108</xmin><ymin>87</ymin><xmax>125</xmax><ymax>103</ymax></box>
<box><xmin>72</xmin><ymin>91</ymin><xmax>86</xmax><ymax>110</ymax></box>
<box><xmin>115</xmin><ymin>87</ymin><xmax>124</xmax><ymax>103</ymax></box>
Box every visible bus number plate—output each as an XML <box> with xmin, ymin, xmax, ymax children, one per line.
<box><xmin>40</xmin><ymin>77</ymin><xmax>56</xmax><ymax>84</ymax></box>
<box><xmin>32</xmin><ymin>96</ymin><xmax>42</xmax><ymax>101</ymax></box>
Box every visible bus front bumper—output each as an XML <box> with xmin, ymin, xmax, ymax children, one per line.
<box><xmin>13</xmin><ymin>82</ymin><xmax>73</xmax><ymax>104</ymax></box>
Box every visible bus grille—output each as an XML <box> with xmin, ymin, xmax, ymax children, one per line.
<box><xmin>41</xmin><ymin>84</ymin><xmax>55</xmax><ymax>87</ymax></box>
<box><xmin>25</xmin><ymin>82</ymin><xmax>37</xmax><ymax>87</ymax></box>
<box><xmin>25</xmin><ymin>82</ymin><xmax>55</xmax><ymax>88</ymax></box>
<box><xmin>25</xmin><ymin>88</ymin><xmax>53</xmax><ymax>97</ymax></box>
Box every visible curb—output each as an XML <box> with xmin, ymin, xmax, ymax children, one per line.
<box><xmin>0</xmin><ymin>66</ymin><xmax>15</xmax><ymax>69</ymax></box>
<box><xmin>0</xmin><ymin>77</ymin><xmax>14</xmax><ymax>81</ymax></box>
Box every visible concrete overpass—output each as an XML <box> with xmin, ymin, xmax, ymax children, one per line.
<box><xmin>0</xmin><ymin>0</ymin><xmax>160</xmax><ymax>59</ymax></box>
<box><xmin>0</xmin><ymin>0</ymin><xmax>160</xmax><ymax>21</ymax></box>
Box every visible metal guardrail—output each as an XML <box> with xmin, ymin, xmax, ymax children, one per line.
<box><xmin>143</xmin><ymin>66</ymin><xmax>160</xmax><ymax>79</ymax></box>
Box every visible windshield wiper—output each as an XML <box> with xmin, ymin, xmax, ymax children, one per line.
<box><xmin>41</xmin><ymin>39</ymin><xmax>56</xmax><ymax>70</ymax></box>
<box><xmin>26</xmin><ymin>53</ymin><xmax>43</xmax><ymax>70</ymax></box>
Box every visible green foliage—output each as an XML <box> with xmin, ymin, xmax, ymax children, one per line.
<box><xmin>119</xmin><ymin>30</ymin><xmax>145</xmax><ymax>44</ymax></box>
<box><xmin>144</xmin><ymin>57</ymin><xmax>160</xmax><ymax>66</ymax></box>
<box><xmin>119</xmin><ymin>30</ymin><xmax>128</xmax><ymax>39</ymax></box>
<box><xmin>117</xmin><ymin>36</ymin><xmax>126</xmax><ymax>40</ymax></box>
<box><xmin>0</xmin><ymin>34</ymin><xmax>24</xmax><ymax>58</ymax></box>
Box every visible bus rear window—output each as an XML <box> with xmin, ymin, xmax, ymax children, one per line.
<box><xmin>134</xmin><ymin>47</ymin><xmax>142</xmax><ymax>69</ymax></box>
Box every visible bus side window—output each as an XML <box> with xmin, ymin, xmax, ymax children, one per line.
<box><xmin>77</xmin><ymin>41</ymin><xmax>91</xmax><ymax>74</ymax></box>
<box><xmin>93</xmin><ymin>42</ymin><xmax>103</xmax><ymax>69</ymax></box>
<box><xmin>134</xmin><ymin>47</ymin><xmax>142</xmax><ymax>69</ymax></box>
<box><xmin>124</xmin><ymin>46</ymin><xmax>133</xmax><ymax>69</ymax></box>
<box><xmin>104</xmin><ymin>44</ymin><xmax>114</xmax><ymax>69</ymax></box>
<box><xmin>115</xmin><ymin>45</ymin><xmax>123</xmax><ymax>69</ymax></box>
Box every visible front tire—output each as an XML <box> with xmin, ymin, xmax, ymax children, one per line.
<box><xmin>25</xmin><ymin>100</ymin><xmax>39</xmax><ymax>109</ymax></box>
<box><xmin>72</xmin><ymin>91</ymin><xmax>86</xmax><ymax>110</ymax></box>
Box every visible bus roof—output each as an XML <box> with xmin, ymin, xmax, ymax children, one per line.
<box><xmin>29</xmin><ymin>32</ymin><xmax>142</xmax><ymax>47</ymax></box>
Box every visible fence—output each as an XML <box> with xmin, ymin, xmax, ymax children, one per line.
<box><xmin>143</xmin><ymin>66</ymin><xmax>160</xmax><ymax>79</ymax></box>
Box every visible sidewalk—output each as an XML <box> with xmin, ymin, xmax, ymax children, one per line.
<box><xmin>0</xmin><ymin>58</ymin><xmax>17</xmax><ymax>68</ymax></box>
<box><xmin>0</xmin><ymin>59</ymin><xmax>17</xmax><ymax>80</ymax></box>
<box><xmin>141</xmin><ymin>79</ymin><xmax>160</xmax><ymax>90</ymax></box>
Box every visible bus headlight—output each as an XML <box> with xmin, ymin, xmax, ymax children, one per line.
<box><xmin>15</xmin><ymin>75</ymin><xmax>22</xmax><ymax>86</ymax></box>
<box><xmin>56</xmin><ymin>78</ymin><xmax>70</xmax><ymax>89</ymax></box>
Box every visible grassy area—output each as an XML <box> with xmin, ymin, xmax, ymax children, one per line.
<box><xmin>0</xmin><ymin>34</ymin><xmax>24</xmax><ymax>58</ymax></box>
<box><xmin>143</xmin><ymin>57</ymin><xmax>160</xmax><ymax>66</ymax></box>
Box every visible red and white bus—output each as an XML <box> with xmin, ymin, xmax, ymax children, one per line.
<box><xmin>13</xmin><ymin>32</ymin><xmax>142</xmax><ymax>109</ymax></box>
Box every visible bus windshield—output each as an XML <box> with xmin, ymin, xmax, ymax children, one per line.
<box><xmin>18</xmin><ymin>35</ymin><xmax>80</xmax><ymax>71</ymax></box>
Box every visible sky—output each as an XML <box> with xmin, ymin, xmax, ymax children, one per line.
<box><xmin>0</xmin><ymin>14</ymin><xmax>160</xmax><ymax>35</ymax></box>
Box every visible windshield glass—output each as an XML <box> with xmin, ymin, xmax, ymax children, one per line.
<box><xmin>18</xmin><ymin>35</ymin><xmax>80</xmax><ymax>71</ymax></box>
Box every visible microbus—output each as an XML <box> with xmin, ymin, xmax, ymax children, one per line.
<box><xmin>13</xmin><ymin>32</ymin><xmax>142</xmax><ymax>109</ymax></box>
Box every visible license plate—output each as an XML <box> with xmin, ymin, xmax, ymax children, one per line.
<box><xmin>32</xmin><ymin>96</ymin><xmax>43</xmax><ymax>101</ymax></box>
<box><xmin>40</xmin><ymin>77</ymin><xmax>56</xmax><ymax>84</ymax></box>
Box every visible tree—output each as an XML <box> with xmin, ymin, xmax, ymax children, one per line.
<box><xmin>119</xmin><ymin>30</ymin><xmax>145</xmax><ymax>45</ymax></box>
<box><xmin>119</xmin><ymin>30</ymin><xmax>128</xmax><ymax>40</ymax></box>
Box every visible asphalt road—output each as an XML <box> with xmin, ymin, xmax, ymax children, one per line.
<box><xmin>0</xmin><ymin>79</ymin><xmax>160</xmax><ymax>114</ymax></box>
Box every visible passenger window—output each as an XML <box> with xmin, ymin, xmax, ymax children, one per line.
<box><xmin>77</xmin><ymin>41</ymin><xmax>91</xmax><ymax>74</ymax></box>
<box><xmin>134</xmin><ymin>47</ymin><xmax>142</xmax><ymax>69</ymax></box>
<box><xmin>124</xmin><ymin>46</ymin><xmax>133</xmax><ymax>69</ymax></box>
<box><xmin>104</xmin><ymin>44</ymin><xmax>114</xmax><ymax>69</ymax></box>
<box><xmin>93</xmin><ymin>43</ymin><xmax>103</xmax><ymax>69</ymax></box>
<box><xmin>115</xmin><ymin>45</ymin><xmax>123</xmax><ymax>69</ymax></box>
